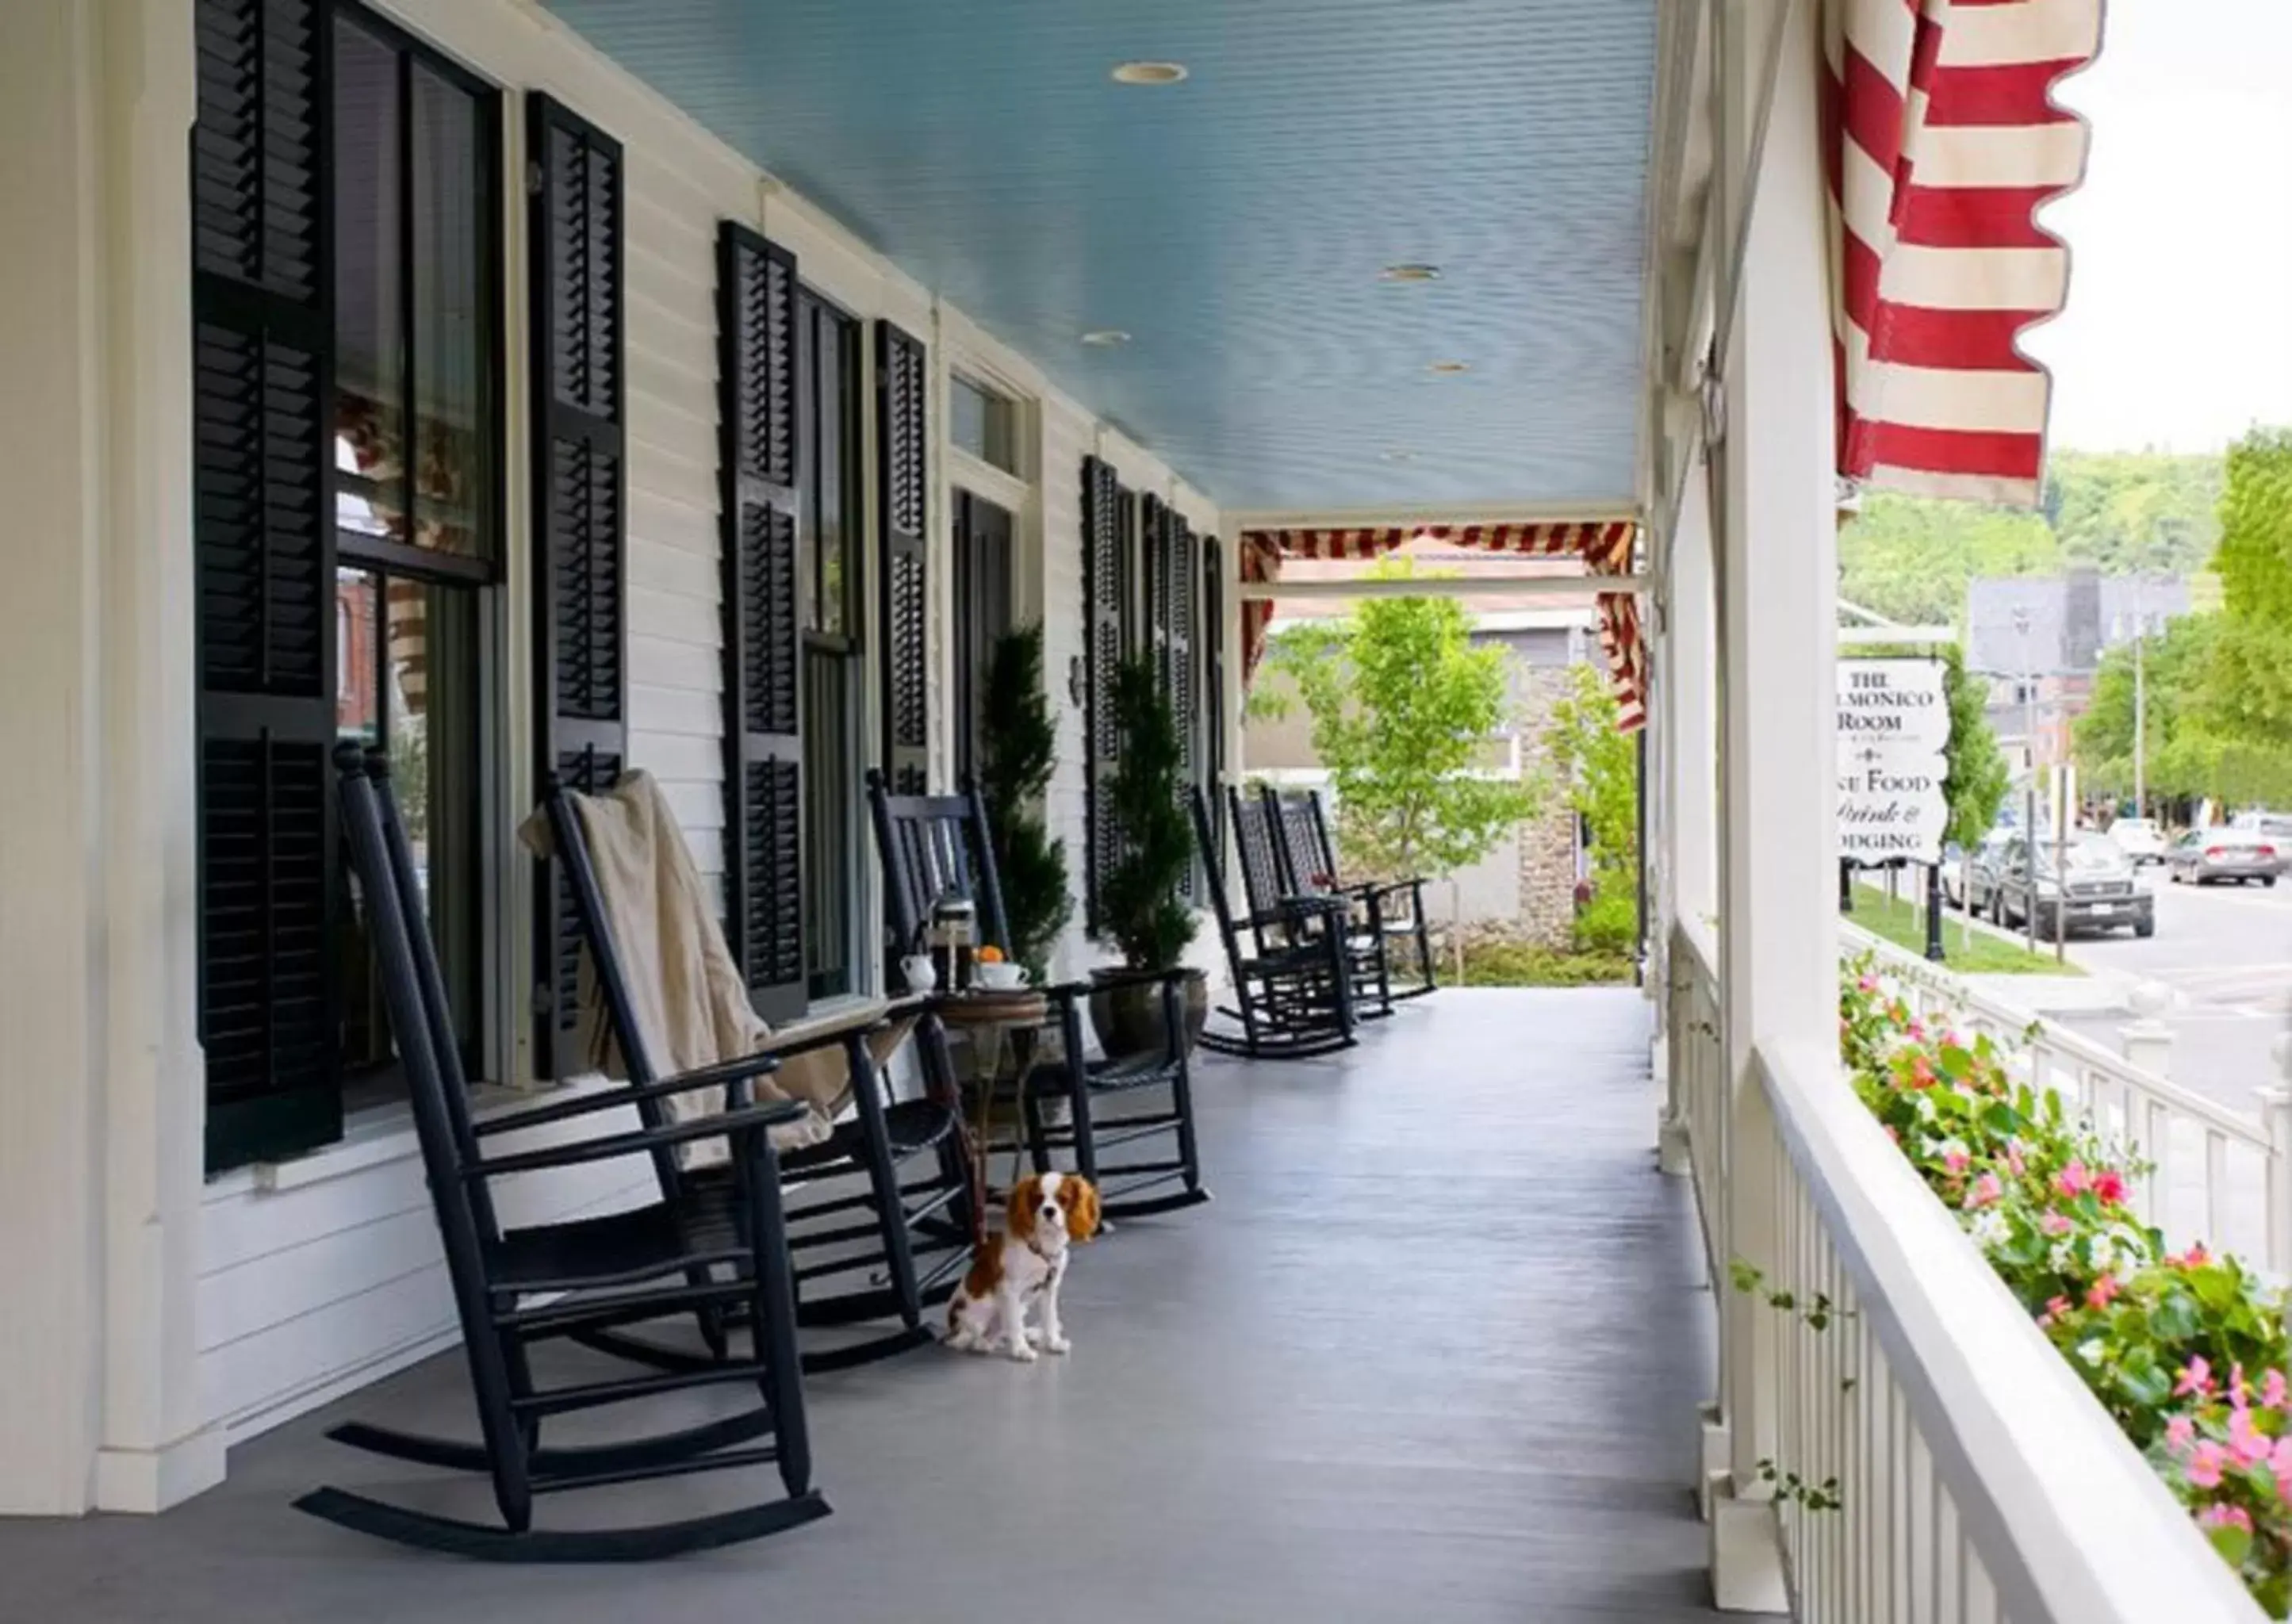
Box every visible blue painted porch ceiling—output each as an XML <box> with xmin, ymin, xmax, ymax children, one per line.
<box><xmin>539</xmin><ymin>0</ymin><xmax>1656</xmax><ymax>511</ymax></box>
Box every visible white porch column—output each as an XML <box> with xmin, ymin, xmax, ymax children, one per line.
<box><xmin>1710</xmin><ymin>0</ymin><xmax>1838</xmax><ymax>1608</ymax></box>
<box><xmin>1654</xmin><ymin>458</ymin><xmax>1719</xmax><ymax>1178</ymax></box>
<box><xmin>0</xmin><ymin>0</ymin><xmax>217</xmax><ymax>1516</ymax></box>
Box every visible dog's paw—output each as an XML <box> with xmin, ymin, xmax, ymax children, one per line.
<box><xmin>1044</xmin><ymin>1334</ymin><xmax>1071</xmax><ymax>1356</ymax></box>
<box><xmin>1003</xmin><ymin>1340</ymin><xmax>1039</xmax><ymax>1364</ymax></box>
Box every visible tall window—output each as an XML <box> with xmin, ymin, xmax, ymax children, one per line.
<box><xmin>798</xmin><ymin>292</ymin><xmax>861</xmax><ymax>1001</ymax></box>
<box><xmin>332</xmin><ymin>8</ymin><xmax>500</xmax><ymax>1087</ymax></box>
<box><xmin>950</xmin><ymin>375</ymin><xmax>1020</xmax><ymax>475</ymax></box>
<box><xmin>953</xmin><ymin>492</ymin><xmax>1014</xmax><ymax>786</ymax></box>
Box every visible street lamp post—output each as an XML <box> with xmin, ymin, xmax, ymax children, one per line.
<box><xmin>2133</xmin><ymin>571</ymin><xmax>2146</xmax><ymax>818</ymax></box>
<box><xmin>2014</xmin><ymin>605</ymin><xmax>2040</xmax><ymax>955</ymax></box>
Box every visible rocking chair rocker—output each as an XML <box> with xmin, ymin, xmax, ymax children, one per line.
<box><xmin>301</xmin><ymin>746</ymin><xmax>827</xmax><ymax>1561</ymax></box>
<box><xmin>1190</xmin><ymin>785</ymin><xmax>1358</xmax><ymax>1059</ymax></box>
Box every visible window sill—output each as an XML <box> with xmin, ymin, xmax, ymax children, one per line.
<box><xmin>241</xmin><ymin>1078</ymin><xmax>607</xmax><ymax>1197</ymax></box>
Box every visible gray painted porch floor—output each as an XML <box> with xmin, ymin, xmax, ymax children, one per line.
<box><xmin>2</xmin><ymin>989</ymin><xmax>1727</xmax><ymax>1622</ymax></box>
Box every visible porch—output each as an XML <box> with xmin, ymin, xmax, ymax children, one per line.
<box><xmin>0</xmin><ymin>991</ymin><xmax>1729</xmax><ymax>1622</ymax></box>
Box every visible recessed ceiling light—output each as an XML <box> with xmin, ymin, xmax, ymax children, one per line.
<box><xmin>1079</xmin><ymin>328</ymin><xmax>1132</xmax><ymax>347</ymax></box>
<box><xmin>1111</xmin><ymin>61</ymin><xmax>1187</xmax><ymax>85</ymax></box>
<box><xmin>1380</xmin><ymin>263</ymin><xmax>1443</xmax><ymax>283</ymax></box>
<box><xmin>1427</xmin><ymin>360</ymin><xmax>1472</xmax><ymax>375</ymax></box>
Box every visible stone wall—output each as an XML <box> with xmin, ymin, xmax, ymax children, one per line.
<box><xmin>1512</xmin><ymin>665</ymin><xmax>1584</xmax><ymax>946</ymax></box>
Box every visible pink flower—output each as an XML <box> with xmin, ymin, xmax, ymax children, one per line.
<box><xmin>2085</xmin><ymin>1274</ymin><xmax>2122</xmax><ymax>1311</ymax></box>
<box><xmin>2233</xmin><ymin>1365</ymin><xmax>2252</xmax><ymax>1410</ymax></box>
<box><xmin>1907</xmin><ymin>1021</ymin><xmax>1927</xmax><ymax>1043</ymax></box>
<box><xmin>2039</xmin><ymin>1211</ymin><xmax>2074</xmax><ymax>1238</ymax></box>
<box><xmin>1907</xmin><ymin>1055</ymin><xmax>1937</xmax><ymax>1090</ymax></box>
<box><xmin>2167</xmin><ymin>1415</ymin><xmax>2197</xmax><ymax>1455</ymax></box>
<box><xmin>1965</xmin><ymin>1173</ymin><xmax>2003</xmax><ymax>1210</ymax></box>
<box><xmin>2187</xmin><ymin>1441</ymin><xmax>2227</xmax><ymax>1489</ymax></box>
<box><xmin>2229</xmin><ymin>1409</ymin><xmax>2274</xmax><ymax>1469</ymax></box>
<box><xmin>2092</xmin><ymin>1169</ymin><xmax>2128</xmax><ymax>1207</ymax></box>
<box><xmin>2264</xmin><ymin>1370</ymin><xmax>2288</xmax><ymax>1412</ymax></box>
<box><xmin>2177</xmin><ymin>1358</ymin><xmax>2217</xmax><ymax>1400</ymax></box>
<box><xmin>2272</xmin><ymin>1436</ymin><xmax>2292</xmax><ymax>1499</ymax></box>
<box><xmin>2056</xmin><ymin>1161</ymin><xmax>2093</xmax><ymax>1200</ymax></box>
<box><xmin>2005</xmin><ymin>1141</ymin><xmax>2028</xmax><ymax>1177</ymax></box>
<box><xmin>2037</xmin><ymin>1294</ymin><xmax>2072</xmax><ymax>1328</ymax></box>
<box><xmin>2199</xmin><ymin>1503</ymin><xmax>2254</xmax><ymax>1534</ymax></box>
<box><xmin>1943</xmin><ymin>1147</ymin><xmax>1971</xmax><ymax>1175</ymax></box>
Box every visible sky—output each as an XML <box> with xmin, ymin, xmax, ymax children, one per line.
<box><xmin>2022</xmin><ymin>0</ymin><xmax>2292</xmax><ymax>454</ymax></box>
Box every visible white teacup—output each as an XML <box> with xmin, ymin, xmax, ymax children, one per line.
<box><xmin>973</xmin><ymin>961</ymin><xmax>1027</xmax><ymax>991</ymax></box>
<box><xmin>899</xmin><ymin>954</ymin><xmax>938</xmax><ymax>994</ymax></box>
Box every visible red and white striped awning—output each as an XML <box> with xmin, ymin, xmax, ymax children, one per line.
<box><xmin>1826</xmin><ymin>0</ymin><xmax>2103</xmax><ymax>506</ymax></box>
<box><xmin>1239</xmin><ymin>520</ymin><xmax>1645</xmax><ymax>731</ymax></box>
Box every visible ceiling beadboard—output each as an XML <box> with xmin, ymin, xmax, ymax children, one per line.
<box><xmin>539</xmin><ymin>0</ymin><xmax>1655</xmax><ymax>510</ymax></box>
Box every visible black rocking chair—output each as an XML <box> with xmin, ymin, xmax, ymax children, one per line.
<box><xmin>540</xmin><ymin>778</ymin><xmax>973</xmax><ymax>1377</ymax></box>
<box><xmin>867</xmin><ymin>771</ymin><xmax>1212</xmax><ymax>1220</ymax></box>
<box><xmin>1190</xmin><ymin>784</ymin><xmax>1358</xmax><ymax>1059</ymax></box>
<box><xmin>302</xmin><ymin>745</ymin><xmax>827</xmax><ymax>1561</ymax></box>
<box><xmin>1270</xmin><ymin>786</ymin><xmax>1437</xmax><ymax>1004</ymax></box>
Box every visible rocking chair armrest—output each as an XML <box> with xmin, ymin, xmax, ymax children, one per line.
<box><xmin>753</xmin><ymin>998</ymin><xmax>922</xmax><ymax>1062</ymax></box>
<box><xmin>471</xmin><ymin>1051</ymin><xmax>788</xmax><ymax>1139</ymax></box>
<box><xmin>464</xmin><ymin>1097</ymin><xmax>809</xmax><ymax>1179</ymax></box>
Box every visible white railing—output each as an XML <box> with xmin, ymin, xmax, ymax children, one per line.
<box><xmin>1669</xmin><ymin>925</ymin><xmax>2261</xmax><ymax>1622</ymax></box>
<box><xmin>1844</xmin><ymin>924</ymin><xmax>2290</xmax><ymax>1274</ymax></box>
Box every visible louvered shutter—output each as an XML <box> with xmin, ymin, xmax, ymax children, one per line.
<box><xmin>717</xmin><ymin>224</ymin><xmax>806</xmax><ymax>1022</ymax></box>
<box><xmin>1202</xmin><ymin>534</ymin><xmax>1228</xmax><ymax>866</ymax></box>
<box><xmin>876</xmin><ymin>320</ymin><xmax>929</xmax><ymax>794</ymax></box>
<box><xmin>1165</xmin><ymin>512</ymin><xmax>1198</xmax><ymax>900</ymax></box>
<box><xmin>1081</xmin><ymin>457</ymin><xmax>1125</xmax><ymax>932</ymax></box>
<box><xmin>193</xmin><ymin>0</ymin><xmax>342</xmax><ymax>1173</ymax></box>
<box><xmin>527</xmin><ymin>93</ymin><xmax>627</xmax><ymax>1078</ymax></box>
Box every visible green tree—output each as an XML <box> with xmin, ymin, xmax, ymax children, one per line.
<box><xmin>1542</xmin><ymin>664</ymin><xmax>1638</xmax><ymax>953</ymax></box>
<box><xmin>975</xmin><ymin>622</ymin><xmax>1071</xmax><ymax>981</ymax></box>
<box><xmin>1093</xmin><ymin>656</ymin><xmax>1197</xmax><ymax>970</ymax></box>
<box><xmin>2074</xmin><ymin>613</ymin><xmax>2220</xmax><ymax>799</ymax></box>
<box><xmin>2206</xmin><ymin>428</ymin><xmax>2292</xmax><ymax>747</ymax></box>
<box><xmin>1254</xmin><ymin>558</ymin><xmax>1542</xmax><ymax>883</ymax></box>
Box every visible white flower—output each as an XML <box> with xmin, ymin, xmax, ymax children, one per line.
<box><xmin>2075</xmin><ymin>1338</ymin><xmax>2106</xmax><ymax>1368</ymax></box>
<box><xmin>1968</xmin><ymin>1209</ymin><xmax>2010</xmax><ymax>1252</ymax></box>
<box><xmin>1915</xmin><ymin>1094</ymin><xmax>1938</xmax><ymax>1124</ymax></box>
<box><xmin>2049</xmin><ymin>1240</ymin><xmax>2076</xmax><ymax>1274</ymax></box>
<box><xmin>2089</xmin><ymin>1233</ymin><xmax>2118</xmax><ymax>1274</ymax></box>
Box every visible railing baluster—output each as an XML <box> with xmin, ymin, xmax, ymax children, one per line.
<box><xmin>2208</xmin><ymin>1128</ymin><xmax>2231</xmax><ymax>1251</ymax></box>
<box><xmin>2144</xmin><ymin>1097</ymin><xmax>2171</xmax><ymax>1228</ymax></box>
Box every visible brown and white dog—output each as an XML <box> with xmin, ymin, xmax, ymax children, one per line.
<box><xmin>946</xmin><ymin>1172</ymin><xmax>1100</xmax><ymax>1361</ymax></box>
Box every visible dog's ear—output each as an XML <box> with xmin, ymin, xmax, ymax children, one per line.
<box><xmin>1007</xmin><ymin>1174</ymin><xmax>1042</xmax><ymax>1235</ymax></box>
<box><xmin>1066</xmin><ymin>1178</ymin><xmax>1100</xmax><ymax>1243</ymax></box>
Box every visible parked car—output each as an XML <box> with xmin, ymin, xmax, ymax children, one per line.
<box><xmin>1987</xmin><ymin>832</ymin><xmax>2154</xmax><ymax>938</ymax></box>
<box><xmin>2166</xmin><ymin>827</ymin><xmax>2281</xmax><ymax>887</ymax></box>
<box><xmin>2229</xmin><ymin>812</ymin><xmax>2292</xmax><ymax>873</ymax></box>
<box><xmin>2106</xmin><ymin>816</ymin><xmax>2169</xmax><ymax>866</ymax></box>
<box><xmin>1945</xmin><ymin>829</ymin><xmax>2013</xmax><ymax>912</ymax></box>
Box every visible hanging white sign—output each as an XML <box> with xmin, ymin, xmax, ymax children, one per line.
<box><xmin>1837</xmin><ymin>658</ymin><xmax>1951</xmax><ymax>864</ymax></box>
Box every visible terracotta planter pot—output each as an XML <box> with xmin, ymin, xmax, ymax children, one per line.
<box><xmin>1087</xmin><ymin>967</ymin><xmax>1209</xmax><ymax>1063</ymax></box>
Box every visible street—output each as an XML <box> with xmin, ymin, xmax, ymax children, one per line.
<box><xmin>2041</xmin><ymin>874</ymin><xmax>2292</xmax><ymax>1119</ymax></box>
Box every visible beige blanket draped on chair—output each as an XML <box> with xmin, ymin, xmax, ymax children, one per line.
<box><xmin>518</xmin><ymin>770</ymin><xmax>906</xmax><ymax>1166</ymax></box>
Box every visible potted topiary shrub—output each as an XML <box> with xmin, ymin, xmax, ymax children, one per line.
<box><xmin>1090</xmin><ymin>654</ymin><xmax>1207</xmax><ymax>1059</ymax></box>
<box><xmin>975</xmin><ymin>622</ymin><xmax>1072</xmax><ymax>985</ymax></box>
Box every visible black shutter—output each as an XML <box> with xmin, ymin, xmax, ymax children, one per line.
<box><xmin>527</xmin><ymin>92</ymin><xmax>627</xmax><ymax>1078</ymax></box>
<box><xmin>877</xmin><ymin>320</ymin><xmax>929</xmax><ymax>794</ymax></box>
<box><xmin>1202</xmin><ymin>534</ymin><xmax>1228</xmax><ymax>866</ymax></box>
<box><xmin>718</xmin><ymin>224</ymin><xmax>806</xmax><ymax>1023</ymax></box>
<box><xmin>194</xmin><ymin>0</ymin><xmax>341</xmax><ymax>1174</ymax></box>
<box><xmin>1081</xmin><ymin>457</ymin><xmax>1125</xmax><ymax>932</ymax></box>
<box><xmin>1165</xmin><ymin>512</ymin><xmax>1199</xmax><ymax>900</ymax></box>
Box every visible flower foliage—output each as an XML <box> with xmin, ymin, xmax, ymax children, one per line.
<box><xmin>1841</xmin><ymin>960</ymin><xmax>2292</xmax><ymax>1615</ymax></box>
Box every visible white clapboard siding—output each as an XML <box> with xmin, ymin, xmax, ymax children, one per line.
<box><xmin>197</xmin><ymin>0</ymin><xmax>1221</xmax><ymax>1451</ymax></box>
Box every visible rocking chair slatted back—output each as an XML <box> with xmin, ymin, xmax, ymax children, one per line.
<box><xmin>1273</xmin><ymin>790</ymin><xmax>1340</xmax><ymax>897</ymax></box>
<box><xmin>868</xmin><ymin>773</ymin><xmax>1011</xmax><ymax>960</ymax></box>
<box><xmin>1229</xmin><ymin>785</ymin><xmax>1290</xmax><ymax>925</ymax></box>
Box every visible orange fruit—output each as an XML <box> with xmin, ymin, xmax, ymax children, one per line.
<box><xmin>976</xmin><ymin>945</ymin><xmax>1005</xmax><ymax>964</ymax></box>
